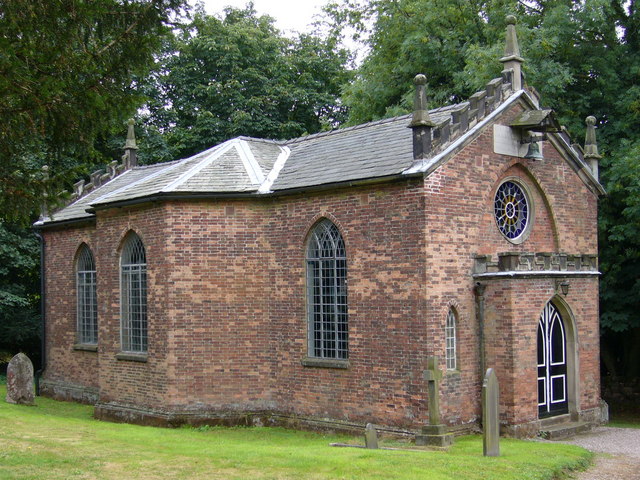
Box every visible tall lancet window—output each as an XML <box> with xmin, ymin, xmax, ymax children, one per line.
<box><xmin>120</xmin><ymin>233</ymin><xmax>147</xmax><ymax>353</ymax></box>
<box><xmin>306</xmin><ymin>220</ymin><xmax>348</xmax><ymax>359</ymax></box>
<box><xmin>445</xmin><ymin>309</ymin><xmax>457</xmax><ymax>370</ymax></box>
<box><xmin>76</xmin><ymin>245</ymin><xmax>97</xmax><ymax>345</ymax></box>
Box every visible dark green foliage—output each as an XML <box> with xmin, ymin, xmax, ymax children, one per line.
<box><xmin>0</xmin><ymin>0</ymin><xmax>186</xmax><ymax>221</ymax></box>
<box><xmin>326</xmin><ymin>0</ymin><xmax>640</xmax><ymax>378</ymax></box>
<box><xmin>0</xmin><ymin>0</ymin><xmax>186</xmax><ymax>369</ymax></box>
<box><xmin>0</xmin><ymin>222</ymin><xmax>40</xmax><ymax>370</ymax></box>
<box><xmin>599</xmin><ymin>141</ymin><xmax>640</xmax><ymax>334</ymax></box>
<box><xmin>140</xmin><ymin>6</ymin><xmax>352</xmax><ymax>164</ymax></box>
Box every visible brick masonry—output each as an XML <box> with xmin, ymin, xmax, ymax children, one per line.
<box><xmin>40</xmin><ymin>99</ymin><xmax>602</xmax><ymax>436</ymax></box>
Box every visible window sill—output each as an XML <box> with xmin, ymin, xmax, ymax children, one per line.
<box><xmin>73</xmin><ymin>344</ymin><xmax>98</xmax><ymax>352</ymax></box>
<box><xmin>116</xmin><ymin>352</ymin><xmax>148</xmax><ymax>363</ymax></box>
<box><xmin>446</xmin><ymin>369</ymin><xmax>461</xmax><ymax>377</ymax></box>
<box><xmin>301</xmin><ymin>357</ymin><xmax>349</xmax><ymax>369</ymax></box>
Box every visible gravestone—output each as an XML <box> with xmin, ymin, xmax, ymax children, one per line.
<box><xmin>5</xmin><ymin>353</ymin><xmax>35</xmax><ymax>405</ymax></box>
<box><xmin>415</xmin><ymin>356</ymin><xmax>454</xmax><ymax>447</ymax></box>
<box><xmin>364</xmin><ymin>423</ymin><xmax>379</xmax><ymax>449</ymax></box>
<box><xmin>482</xmin><ymin>368</ymin><xmax>500</xmax><ymax>457</ymax></box>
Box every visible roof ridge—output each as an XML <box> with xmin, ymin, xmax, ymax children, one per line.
<box><xmin>236</xmin><ymin>135</ymin><xmax>285</xmax><ymax>146</ymax></box>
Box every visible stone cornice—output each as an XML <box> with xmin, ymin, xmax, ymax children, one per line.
<box><xmin>473</xmin><ymin>251</ymin><xmax>599</xmax><ymax>277</ymax></box>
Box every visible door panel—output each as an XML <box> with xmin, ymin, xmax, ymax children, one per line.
<box><xmin>538</xmin><ymin>302</ymin><xmax>568</xmax><ymax>417</ymax></box>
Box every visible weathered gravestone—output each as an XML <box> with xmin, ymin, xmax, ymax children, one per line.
<box><xmin>482</xmin><ymin>368</ymin><xmax>500</xmax><ymax>457</ymax></box>
<box><xmin>364</xmin><ymin>423</ymin><xmax>379</xmax><ymax>449</ymax></box>
<box><xmin>415</xmin><ymin>356</ymin><xmax>454</xmax><ymax>447</ymax></box>
<box><xmin>5</xmin><ymin>353</ymin><xmax>35</xmax><ymax>405</ymax></box>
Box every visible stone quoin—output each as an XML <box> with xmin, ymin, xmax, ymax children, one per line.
<box><xmin>34</xmin><ymin>18</ymin><xmax>605</xmax><ymax>439</ymax></box>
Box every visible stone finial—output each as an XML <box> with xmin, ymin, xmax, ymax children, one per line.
<box><xmin>409</xmin><ymin>74</ymin><xmax>436</xmax><ymax>128</ymax></box>
<box><xmin>123</xmin><ymin>118</ymin><xmax>138</xmax><ymax>169</ymax></box>
<box><xmin>584</xmin><ymin>116</ymin><xmax>601</xmax><ymax>180</ymax></box>
<box><xmin>408</xmin><ymin>74</ymin><xmax>436</xmax><ymax>161</ymax></box>
<box><xmin>500</xmin><ymin>15</ymin><xmax>524</xmax><ymax>91</ymax></box>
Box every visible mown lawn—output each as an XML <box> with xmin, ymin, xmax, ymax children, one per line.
<box><xmin>0</xmin><ymin>384</ymin><xmax>591</xmax><ymax>480</ymax></box>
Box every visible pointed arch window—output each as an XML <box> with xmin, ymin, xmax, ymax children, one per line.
<box><xmin>306</xmin><ymin>220</ymin><xmax>348</xmax><ymax>360</ymax></box>
<box><xmin>76</xmin><ymin>245</ymin><xmax>97</xmax><ymax>345</ymax></box>
<box><xmin>445</xmin><ymin>309</ymin><xmax>457</xmax><ymax>370</ymax></box>
<box><xmin>120</xmin><ymin>233</ymin><xmax>147</xmax><ymax>353</ymax></box>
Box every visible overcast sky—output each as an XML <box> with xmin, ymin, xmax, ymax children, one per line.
<box><xmin>198</xmin><ymin>0</ymin><xmax>331</xmax><ymax>35</ymax></box>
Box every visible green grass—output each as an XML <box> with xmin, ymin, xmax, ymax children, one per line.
<box><xmin>608</xmin><ymin>411</ymin><xmax>640</xmax><ymax>429</ymax></box>
<box><xmin>0</xmin><ymin>384</ymin><xmax>592</xmax><ymax>480</ymax></box>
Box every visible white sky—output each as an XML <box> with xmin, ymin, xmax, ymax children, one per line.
<box><xmin>198</xmin><ymin>0</ymin><xmax>331</xmax><ymax>35</ymax></box>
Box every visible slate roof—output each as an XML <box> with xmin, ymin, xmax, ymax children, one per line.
<box><xmin>274</xmin><ymin>106</ymin><xmax>457</xmax><ymax>191</ymax></box>
<box><xmin>36</xmin><ymin>79</ymin><xmax>602</xmax><ymax>228</ymax></box>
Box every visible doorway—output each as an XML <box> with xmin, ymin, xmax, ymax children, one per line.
<box><xmin>537</xmin><ymin>301</ymin><xmax>569</xmax><ymax>417</ymax></box>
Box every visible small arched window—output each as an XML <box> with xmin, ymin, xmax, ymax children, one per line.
<box><xmin>445</xmin><ymin>309</ymin><xmax>457</xmax><ymax>370</ymax></box>
<box><xmin>306</xmin><ymin>220</ymin><xmax>348</xmax><ymax>359</ymax></box>
<box><xmin>120</xmin><ymin>233</ymin><xmax>147</xmax><ymax>353</ymax></box>
<box><xmin>76</xmin><ymin>245</ymin><xmax>97</xmax><ymax>344</ymax></box>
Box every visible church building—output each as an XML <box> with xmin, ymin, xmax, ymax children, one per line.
<box><xmin>35</xmin><ymin>18</ymin><xmax>606</xmax><ymax>438</ymax></box>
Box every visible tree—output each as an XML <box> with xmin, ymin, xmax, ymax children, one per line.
<box><xmin>0</xmin><ymin>0</ymin><xmax>186</xmax><ymax>221</ymax></box>
<box><xmin>0</xmin><ymin>0</ymin><xmax>187</xmax><ymax>370</ymax></box>
<box><xmin>139</xmin><ymin>6</ymin><xmax>352</xmax><ymax>164</ymax></box>
<box><xmin>599</xmin><ymin>140</ymin><xmax>640</xmax><ymax>379</ymax></box>
<box><xmin>324</xmin><ymin>0</ymin><xmax>624</xmax><ymax>132</ymax></box>
<box><xmin>0</xmin><ymin>222</ymin><xmax>40</xmax><ymax>371</ymax></box>
<box><xmin>325</xmin><ymin>0</ymin><xmax>640</xmax><ymax>378</ymax></box>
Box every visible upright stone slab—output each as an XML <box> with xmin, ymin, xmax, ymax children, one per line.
<box><xmin>364</xmin><ymin>423</ymin><xmax>379</xmax><ymax>449</ymax></box>
<box><xmin>482</xmin><ymin>368</ymin><xmax>500</xmax><ymax>456</ymax></box>
<box><xmin>5</xmin><ymin>353</ymin><xmax>35</xmax><ymax>405</ymax></box>
<box><xmin>415</xmin><ymin>356</ymin><xmax>454</xmax><ymax>447</ymax></box>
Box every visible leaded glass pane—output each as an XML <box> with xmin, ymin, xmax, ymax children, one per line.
<box><xmin>445</xmin><ymin>309</ymin><xmax>457</xmax><ymax>370</ymax></box>
<box><xmin>121</xmin><ymin>233</ymin><xmax>147</xmax><ymax>353</ymax></box>
<box><xmin>306</xmin><ymin>220</ymin><xmax>348</xmax><ymax>359</ymax></box>
<box><xmin>494</xmin><ymin>180</ymin><xmax>529</xmax><ymax>241</ymax></box>
<box><xmin>76</xmin><ymin>245</ymin><xmax>97</xmax><ymax>344</ymax></box>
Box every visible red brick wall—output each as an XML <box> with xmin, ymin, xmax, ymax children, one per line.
<box><xmin>421</xmin><ymin>99</ymin><xmax>600</xmax><ymax>428</ymax></box>
<box><xmin>92</xmin><ymin>204</ymin><xmax>171</xmax><ymax>408</ymax></box>
<box><xmin>266</xmin><ymin>180</ymin><xmax>428</xmax><ymax>427</ymax></box>
<box><xmin>43</xmin><ymin>226</ymin><xmax>99</xmax><ymax>392</ymax></box>
<box><xmin>162</xmin><ymin>200</ymin><xmax>274</xmax><ymax>410</ymax></box>
<box><xmin>41</xmin><ymin>99</ymin><xmax>600</xmax><ymax>431</ymax></box>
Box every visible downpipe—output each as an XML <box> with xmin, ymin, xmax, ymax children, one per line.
<box><xmin>33</xmin><ymin>230</ymin><xmax>45</xmax><ymax>396</ymax></box>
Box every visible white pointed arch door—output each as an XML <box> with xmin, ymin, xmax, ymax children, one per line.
<box><xmin>537</xmin><ymin>301</ymin><xmax>569</xmax><ymax>417</ymax></box>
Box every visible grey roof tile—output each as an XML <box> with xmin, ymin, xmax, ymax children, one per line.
<box><xmin>40</xmin><ymin>99</ymin><xmax>497</xmax><ymax>226</ymax></box>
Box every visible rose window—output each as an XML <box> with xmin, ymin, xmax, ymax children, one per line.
<box><xmin>494</xmin><ymin>180</ymin><xmax>529</xmax><ymax>241</ymax></box>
